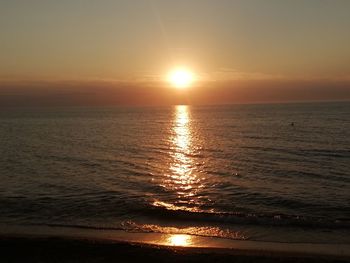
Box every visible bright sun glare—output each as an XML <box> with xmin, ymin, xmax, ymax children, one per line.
<box><xmin>168</xmin><ymin>234</ymin><xmax>191</xmax><ymax>246</ymax></box>
<box><xmin>168</xmin><ymin>68</ymin><xmax>195</xmax><ymax>89</ymax></box>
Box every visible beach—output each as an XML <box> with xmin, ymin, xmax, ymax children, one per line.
<box><xmin>1</xmin><ymin>235</ymin><xmax>349</xmax><ymax>263</ymax></box>
<box><xmin>1</xmin><ymin>224</ymin><xmax>350</xmax><ymax>263</ymax></box>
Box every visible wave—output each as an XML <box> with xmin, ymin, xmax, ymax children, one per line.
<box><xmin>120</xmin><ymin>221</ymin><xmax>247</xmax><ymax>240</ymax></box>
<box><xmin>136</xmin><ymin>201</ymin><xmax>350</xmax><ymax>230</ymax></box>
<box><xmin>27</xmin><ymin>223</ymin><xmax>124</xmax><ymax>231</ymax></box>
<box><xmin>242</xmin><ymin>146</ymin><xmax>350</xmax><ymax>159</ymax></box>
<box><xmin>19</xmin><ymin>221</ymin><xmax>247</xmax><ymax>241</ymax></box>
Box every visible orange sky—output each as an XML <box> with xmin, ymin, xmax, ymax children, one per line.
<box><xmin>1</xmin><ymin>1</ymin><xmax>349</xmax><ymax>106</ymax></box>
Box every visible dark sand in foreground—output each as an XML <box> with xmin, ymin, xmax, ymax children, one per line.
<box><xmin>1</xmin><ymin>236</ymin><xmax>349</xmax><ymax>263</ymax></box>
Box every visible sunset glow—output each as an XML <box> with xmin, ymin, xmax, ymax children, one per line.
<box><xmin>168</xmin><ymin>68</ymin><xmax>195</xmax><ymax>89</ymax></box>
<box><xmin>0</xmin><ymin>2</ymin><xmax>349</xmax><ymax>260</ymax></box>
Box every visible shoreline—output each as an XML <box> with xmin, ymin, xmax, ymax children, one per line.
<box><xmin>0</xmin><ymin>224</ymin><xmax>349</xmax><ymax>262</ymax></box>
<box><xmin>1</xmin><ymin>235</ymin><xmax>349</xmax><ymax>263</ymax></box>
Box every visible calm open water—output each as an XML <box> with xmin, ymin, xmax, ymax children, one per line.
<box><xmin>0</xmin><ymin>102</ymin><xmax>349</xmax><ymax>243</ymax></box>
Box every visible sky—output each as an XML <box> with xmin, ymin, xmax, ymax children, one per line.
<box><xmin>1</xmin><ymin>0</ymin><xmax>350</xmax><ymax>106</ymax></box>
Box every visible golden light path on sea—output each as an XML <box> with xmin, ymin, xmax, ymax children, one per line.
<box><xmin>153</xmin><ymin>105</ymin><xmax>203</xmax><ymax>212</ymax></box>
<box><xmin>147</xmin><ymin>106</ymin><xmax>247</xmax><ymax>246</ymax></box>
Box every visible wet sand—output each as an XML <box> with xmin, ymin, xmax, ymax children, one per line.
<box><xmin>1</xmin><ymin>235</ymin><xmax>349</xmax><ymax>263</ymax></box>
<box><xmin>0</xmin><ymin>224</ymin><xmax>349</xmax><ymax>263</ymax></box>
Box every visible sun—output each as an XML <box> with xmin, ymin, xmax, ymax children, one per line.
<box><xmin>168</xmin><ymin>68</ymin><xmax>195</xmax><ymax>89</ymax></box>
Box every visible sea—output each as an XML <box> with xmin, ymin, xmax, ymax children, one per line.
<box><xmin>0</xmin><ymin>102</ymin><xmax>349</xmax><ymax>244</ymax></box>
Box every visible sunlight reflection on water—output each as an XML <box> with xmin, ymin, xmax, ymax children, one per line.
<box><xmin>154</xmin><ymin>105</ymin><xmax>204</xmax><ymax>212</ymax></box>
<box><xmin>167</xmin><ymin>234</ymin><xmax>192</xmax><ymax>246</ymax></box>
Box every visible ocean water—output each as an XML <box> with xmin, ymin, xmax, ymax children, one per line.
<box><xmin>0</xmin><ymin>102</ymin><xmax>349</xmax><ymax>243</ymax></box>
